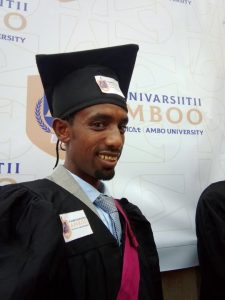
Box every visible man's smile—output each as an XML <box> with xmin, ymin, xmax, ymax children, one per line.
<box><xmin>98</xmin><ymin>153</ymin><xmax>120</xmax><ymax>163</ymax></box>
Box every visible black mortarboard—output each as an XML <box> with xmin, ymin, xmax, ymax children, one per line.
<box><xmin>35</xmin><ymin>44</ymin><xmax>139</xmax><ymax>118</ymax></box>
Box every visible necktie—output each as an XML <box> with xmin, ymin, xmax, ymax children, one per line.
<box><xmin>94</xmin><ymin>194</ymin><xmax>122</xmax><ymax>245</ymax></box>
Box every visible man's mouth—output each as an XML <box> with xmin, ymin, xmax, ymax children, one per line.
<box><xmin>98</xmin><ymin>154</ymin><xmax>118</xmax><ymax>162</ymax></box>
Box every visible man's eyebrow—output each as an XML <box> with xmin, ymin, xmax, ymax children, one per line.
<box><xmin>90</xmin><ymin>112</ymin><xmax>110</xmax><ymax>117</ymax></box>
<box><xmin>88</xmin><ymin>113</ymin><xmax>128</xmax><ymax>123</ymax></box>
<box><xmin>88</xmin><ymin>113</ymin><xmax>112</xmax><ymax>121</ymax></box>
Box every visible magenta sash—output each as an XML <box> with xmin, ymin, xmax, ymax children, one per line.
<box><xmin>115</xmin><ymin>200</ymin><xmax>140</xmax><ymax>300</ymax></box>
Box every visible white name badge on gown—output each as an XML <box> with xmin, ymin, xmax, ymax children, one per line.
<box><xmin>60</xmin><ymin>210</ymin><xmax>93</xmax><ymax>242</ymax></box>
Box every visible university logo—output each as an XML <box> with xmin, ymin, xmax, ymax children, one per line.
<box><xmin>26</xmin><ymin>75</ymin><xmax>65</xmax><ymax>159</ymax></box>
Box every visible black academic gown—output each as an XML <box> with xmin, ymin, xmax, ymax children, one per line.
<box><xmin>196</xmin><ymin>181</ymin><xmax>225</xmax><ymax>300</ymax></box>
<box><xmin>0</xmin><ymin>179</ymin><xmax>163</xmax><ymax>300</ymax></box>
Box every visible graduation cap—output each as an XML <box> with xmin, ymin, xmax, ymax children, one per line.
<box><xmin>36</xmin><ymin>44</ymin><xmax>139</xmax><ymax>118</ymax></box>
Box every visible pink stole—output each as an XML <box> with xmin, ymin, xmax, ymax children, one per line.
<box><xmin>115</xmin><ymin>200</ymin><xmax>140</xmax><ymax>300</ymax></box>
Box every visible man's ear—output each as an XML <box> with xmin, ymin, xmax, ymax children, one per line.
<box><xmin>52</xmin><ymin>118</ymin><xmax>71</xmax><ymax>143</ymax></box>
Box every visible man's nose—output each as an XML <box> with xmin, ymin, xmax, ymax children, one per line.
<box><xmin>105</xmin><ymin>127</ymin><xmax>124</xmax><ymax>148</ymax></box>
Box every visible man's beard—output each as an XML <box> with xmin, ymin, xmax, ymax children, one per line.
<box><xmin>95</xmin><ymin>168</ymin><xmax>115</xmax><ymax>181</ymax></box>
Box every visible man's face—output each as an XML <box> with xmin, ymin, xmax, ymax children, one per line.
<box><xmin>64</xmin><ymin>103</ymin><xmax>128</xmax><ymax>187</ymax></box>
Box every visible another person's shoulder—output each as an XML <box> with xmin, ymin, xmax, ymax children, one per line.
<box><xmin>198</xmin><ymin>181</ymin><xmax>225</xmax><ymax>203</ymax></box>
<box><xmin>201</xmin><ymin>180</ymin><xmax>225</xmax><ymax>196</ymax></box>
<box><xmin>197</xmin><ymin>181</ymin><xmax>225</xmax><ymax>215</ymax></box>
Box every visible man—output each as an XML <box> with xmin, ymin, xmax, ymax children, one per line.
<box><xmin>196</xmin><ymin>181</ymin><xmax>225</xmax><ymax>300</ymax></box>
<box><xmin>0</xmin><ymin>44</ymin><xmax>163</xmax><ymax>300</ymax></box>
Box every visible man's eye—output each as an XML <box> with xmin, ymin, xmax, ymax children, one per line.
<box><xmin>119</xmin><ymin>125</ymin><xmax>127</xmax><ymax>134</ymax></box>
<box><xmin>91</xmin><ymin>122</ymin><xmax>105</xmax><ymax>130</ymax></box>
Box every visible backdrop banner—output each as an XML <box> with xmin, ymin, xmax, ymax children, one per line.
<box><xmin>1</xmin><ymin>0</ymin><xmax>225</xmax><ymax>271</ymax></box>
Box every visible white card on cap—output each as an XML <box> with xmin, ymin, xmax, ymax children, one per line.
<box><xmin>95</xmin><ymin>75</ymin><xmax>125</xmax><ymax>98</ymax></box>
<box><xmin>59</xmin><ymin>210</ymin><xmax>93</xmax><ymax>242</ymax></box>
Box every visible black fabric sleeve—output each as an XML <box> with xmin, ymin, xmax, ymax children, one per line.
<box><xmin>196</xmin><ymin>181</ymin><xmax>225</xmax><ymax>300</ymax></box>
<box><xmin>0</xmin><ymin>184</ymin><xmax>72</xmax><ymax>300</ymax></box>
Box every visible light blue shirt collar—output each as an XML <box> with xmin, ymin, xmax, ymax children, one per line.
<box><xmin>67</xmin><ymin>170</ymin><xmax>115</xmax><ymax>237</ymax></box>
<box><xmin>68</xmin><ymin>171</ymin><xmax>110</xmax><ymax>202</ymax></box>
